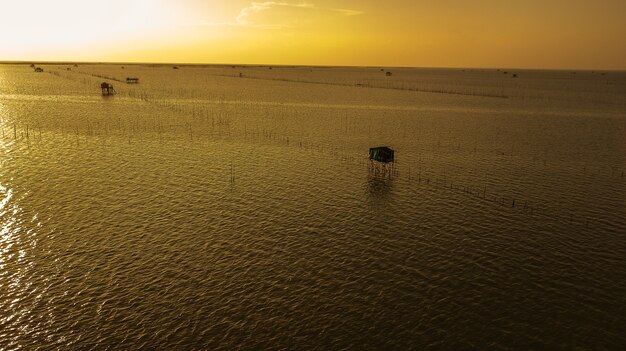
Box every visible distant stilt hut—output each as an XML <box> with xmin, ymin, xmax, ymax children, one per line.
<box><xmin>126</xmin><ymin>77</ymin><xmax>139</xmax><ymax>84</ymax></box>
<box><xmin>369</xmin><ymin>146</ymin><xmax>396</xmax><ymax>177</ymax></box>
<box><xmin>101</xmin><ymin>82</ymin><xmax>116</xmax><ymax>96</ymax></box>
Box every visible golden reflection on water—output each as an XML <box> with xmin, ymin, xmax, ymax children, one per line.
<box><xmin>0</xmin><ymin>183</ymin><xmax>15</xmax><ymax>259</ymax></box>
<box><xmin>1</xmin><ymin>182</ymin><xmax>20</xmax><ymax>317</ymax></box>
<box><xmin>1</xmin><ymin>177</ymin><xmax>42</xmax><ymax>344</ymax></box>
<box><xmin>1</xmin><ymin>78</ymin><xmax>39</xmax><ymax>330</ymax></box>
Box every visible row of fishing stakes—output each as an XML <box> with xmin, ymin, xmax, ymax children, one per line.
<box><xmin>4</xmin><ymin>117</ymin><xmax>625</xmax><ymax>189</ymax></box>
<box><xmin>26</xmin><ymin>68</ymin><xmax>593</xmax><ymax>176</ymax></box>
<box><xmin>59</xmin><ymin>67</ymin><xmax>365</xmax><ymax>153</ymax></box>
<box><xmin>230</xmin><ymin>162</ymin><xmax>235</xmax><ymax>184</ymax></box>
<box><xmin>45</xmin><ymin>68</ymin><xmax>286</xmax><ymax>146</ymax></box>
<box><xmin>0</xmin><ymin>124</ymin><xmax>44</xmax><ymax>140</ymax></box>
<box><xmin>205</xmin><ymin>69</ymin><xmax>510</xmax><ymax>99</ymax></box>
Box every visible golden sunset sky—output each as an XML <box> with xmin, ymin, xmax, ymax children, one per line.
<box><xmin>1</xmin><ymin>0</ymin><xmax>624</xmax><ymax>69</ymax></box>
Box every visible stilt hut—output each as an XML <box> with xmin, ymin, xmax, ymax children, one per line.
<box><xmin>101</xmin><ymin>82</ymin><xmax>116</xmax><ymax>96</ymax></box>
<box><xmin>369</xmin><ymin>146</ymin><xmax>396</xmax><ymax>177</ymax></box>
<box><xmin>369</xmin><ymin>146</ymin><xmax>394</xmax><ymax>163</ymax></box>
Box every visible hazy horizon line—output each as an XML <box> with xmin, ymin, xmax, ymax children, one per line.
<box><xmin>1</xmin><ymin>60</ymin><xmax>624</xmax><ymax>72</ymax></box>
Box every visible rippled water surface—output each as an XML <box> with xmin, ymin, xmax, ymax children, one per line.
<box><xmin>1</xmin><ymin>64</ymin><xmax>625</xmax><ymax>350</ymax></box>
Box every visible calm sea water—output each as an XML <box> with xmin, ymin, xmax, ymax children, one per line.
<box><xmin>1</xmin><ymin>64</ymin><xmax>625</xmax><ymax>350</ymax></box>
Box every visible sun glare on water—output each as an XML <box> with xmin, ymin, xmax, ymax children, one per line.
<box><xmin>0</xmin><ymin>0</ymin><xmax>182</xmax><ymax>58</ymax></box>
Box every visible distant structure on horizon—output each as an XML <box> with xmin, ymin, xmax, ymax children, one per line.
<box><xmin>101</xmin><ymin>82</ymin><xmax>116</xmax><ymax>96</ymax></box>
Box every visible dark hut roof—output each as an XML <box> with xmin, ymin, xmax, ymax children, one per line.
<box><xmin>369</xmin><ymin>146</ymin><xmax>395</xmax><ymax>163</ymax></box>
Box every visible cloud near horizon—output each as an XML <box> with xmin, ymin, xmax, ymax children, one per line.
<box><xmin>235</xmin><ymin>2</ymin><xmax>364</xmax><ymax>28</ymax></box>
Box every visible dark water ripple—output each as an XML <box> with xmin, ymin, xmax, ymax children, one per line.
<box><xmin>1</xmin><ymin>64</ymin><xmax>625</xmax><ymax>350</ymax></box>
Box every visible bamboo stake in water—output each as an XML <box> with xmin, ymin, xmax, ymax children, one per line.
<box><xmin>230</xmin><ymin>162</ymin><xmax>235</xmax><ymax>184</ymax></box>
